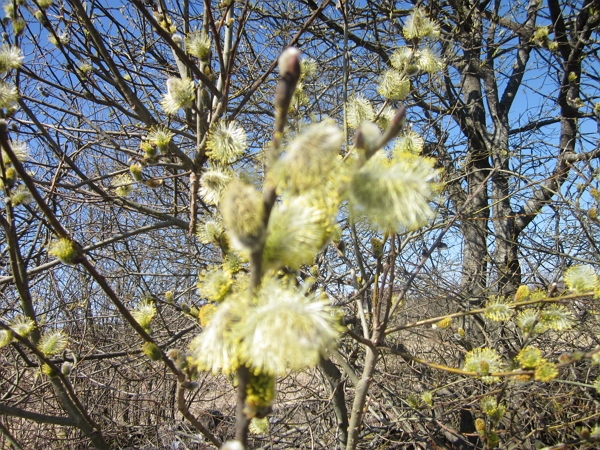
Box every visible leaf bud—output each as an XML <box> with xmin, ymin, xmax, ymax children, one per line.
<box><xmin>221</xmin><ymin>442</ymin><xmax>244</xmax><ymax>450</ymax></box>
<box><xmin>41</xmin><ymin>363</ymin><xmax>57</xmax><ymax>377</ymax></box>
<box><xmin>278</xmin><ymin>47</ymin><xmax>301</xmax><ymax>81</ymax></box>
<box><xmin>370</xmin><ymin>237</ymin><xmax>384</xmax><ymax>259</ymax></box>
<box><xmin>354</xmin><ymin>121</ymin><xmax>381</xmax><ymax>159</ymax></box>
<box><xmin>579</xmin><ymin>427</ymin><xmax>591</xmax><ymax>441</ymax></box>
<box><xmin>475</xmin><ymin>418</ymin><xmax>486</xmax><ymax>436</ymax></box>
<box><xmin>61</xmin><ymin>362</ymin><xmax>73</xmax><ymax>376</ymax></box>
<box><xmin>433</xmin><ymin>317</ymin><xmax>452</xmax><ymax>329</ymax></box>
<box><xmin>142</xmin><ymin>342</ymin><xmax>162</xmax><ymax>361</ymax></box>
<box><xmin>4</xmin><ymin>166</ymin><xmax>16</xmax><ymax>187</ymax></box>
<box><xmin>130</xmin><ymin>163</ymin><xmax>144</xmax><ymax>181</ymax></box>
<box><xmin>275</xmin><ymin>47</ymin><xmax>301</xmax><ymax>114</ymax></box>
<box><xmin>221</xmin><ymin>181</ymin><xmax>265</xmax><ymax>251</ymax></box>
<box><xmin>144</xmin><ymin>178</ymin><xmax>163</xmax><ymax>188</ymax></box>
<box><xmin>514</xmin><ymin>285</ymin><xmax>530</xmax><ymax>302</ymax></box>
<box><xmin>0</xmin><ymin>329</ymin><xmax>13</xmax><ymax>348</ymax></box>
<box><xmin>181</xmin><ymin>380</ymin><xmax>198</xmax><ymax>390</ymax></box>
<box><xmin>48</xmin><ymin>238</ymin><xmax>81</xmax><ymax>264</ymax></box>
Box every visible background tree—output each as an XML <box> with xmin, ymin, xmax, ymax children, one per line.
<box><xmin>1</xmin><ymin>1</ymin><xmax>600</xmax><ymax>449</ymax></box>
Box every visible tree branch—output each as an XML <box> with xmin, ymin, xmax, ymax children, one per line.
<box><xmin>0</xmin><ymin>403</ymin><xmax>77</xmax><ymax>427</ymax></box>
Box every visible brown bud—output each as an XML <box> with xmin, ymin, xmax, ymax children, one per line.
<box><xmin>278</xmin><ymin>47</ymin><xmax>301</xmax><ymax>81</ymax></box>
<box><xmin>274</xmin><ymin>48</ymin><xmax>301</xmax><ymax>116</ymax></box>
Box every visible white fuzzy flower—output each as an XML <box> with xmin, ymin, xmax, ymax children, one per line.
<box><xmin>348</xmin><ymin>152</ymin><xmax>440</xmax><ymax>230</ymax></box>
<box><xmin>416</xmin><ymin>48</ymin><xmax>443</xmax><ymax>73</ymax></box>
<box><xmin>263</xmin><ymin>194</ymin><xmax>335</xmax><ymax>271</ymax></box>
<box><xmin>131</xmin><ymin>300</ymin><xmax>156</xmax><ymax>330</ymax></box>
<box><xmin>484</xmin><ymin>296</ymin><xmax>513</xmax><ymax>322</ymax></box>
<box><xmin>186</xmin><ymin>32</ymin><xmax>211</xmax><ymax>59</ymax></box>
<box><xmin>161</xmin><ymin>77</ymin><xmax>195</xmax><ymax>114</ymax></box>
<box><xmin>300</xmin><ymin>58</ymin><xmax>317</xmax><ymax>80</ymax></box>
<box><xmin>236</xmin><ymin>280</ymin><xmax>339</xmax><ymax>375</ymax></box>
<box><xmin>403</xmin><ymin>7</ymin><xmax>440</xmax><ymax>40</ymax></box>
<box><xmin>0</xmin><ymin>81</ymin><xmax>18</xmax><ymax>109</ymax></box>
<box><xmin>377</xmin><ymin>69</ymin><xmax>411</xmax><ymax>100</ymax></box>
<box><xmin>199</xmin><ymin>168</ymin><xmax>232</xmax><ymax>204</ymax></box>
<box><xmin>10</xmin><ymin>140</ymin><xmax>28</xmax><ymax>161</ymax></box>
<box><xmin>9</xmin><ymin>185</ymin><xmax>33</xmax><ymax>206</ymax></box>
<box><xmin>0</xmin><ymin>329</ymin><xmax>13</xmax><ymax>348</ymax></box>
<box><xmin>197</xmin><ymin>266</ymin><xmax>232</xmax><ymax>302</ymax></box>
<box><xmin>0</xmin><ymin>45</ymin><xmax>22</xmax><ymax>74</ymax></box>
<box><xmin>463</xmin><ymin>347</ymin><xmax>502</xmax><ymax>384</ymax></box>
<box><xmin>273</xmin><ymin>121</ymin><xmax>343</xmax><ymax>194</ymax></box>
<box><xmin>1</xmin><ymin>140</ymin><xmax>27</xmax><ymax>165</ymax></box>
<box><xmin>196</xmin><ymin>220</ymin><xmax>224</xmax><ymax>244</ymax></box>
<box><xmin>206</xmin><ymin>121</ymin><xmax>247</xmax><ymax>164</ymax></box>
<box><xmin>564</xmin><ymin>265</ymin><xmax>599</xmax><ymax>293</ymax></box>
<box><xmin>111</xmin><ymin>173</ymin><xmax>134</xmax><ymax>197</ymax></box>
<box><xmin>147</xmin><ymin>127</ymin><xmax>174</xmax><ymax>152</ymax></box>
<box><xmin>541</xmin><ymin>305</ymin><xmax>575</xmax><ymax>331</ymax></box>
<box><xmin>394</xmin><ymin>130</ymin><xmax>425</xmax><ymax>155</ymax></box>
<box><xmin>10</xmin><ymin>315</ymin><xmax>35</xmax><ymax>337</ymax></box>
<box><xmin>222</xmin><ymin>181</ymin><xmax>265</xmax><ymax>252</ymax></box>
<box><xmin>37</xmin><ymin>0</ymin><xmax>54</xmax><ymax>9</ymax></box>
<box><xmin>376</xmin><ymin>105</ymin><xmax>397</xmax><ymax>130</ymax></box>
<box><xmin>38</xmin><ymin>330</ymin><xmax>68</xmax><ymax>356</ymax></box>
<box><xmin>189</xmin><ymin>297</ymin><xmax>245</xmax><ymax>374</ymax></box>
<box><xmin>390</xmin><ymin>47</ymin><xmax>414</xmax><ymax>71</ymax></box>
<box><xmin>516</xmin><ymin>309</ymin><xmax>547</xmax><ymax>334</ymax></box>
<box><xmin>346</xmin><ymin>95</ymin><xmax>375</xmax><ymax>130</ymax></box>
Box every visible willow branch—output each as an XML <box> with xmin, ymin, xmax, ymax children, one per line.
<box><xmin>0</xmin><ymin>404</ymin><xmax>76</xmax><ymax>427</ymax></box>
